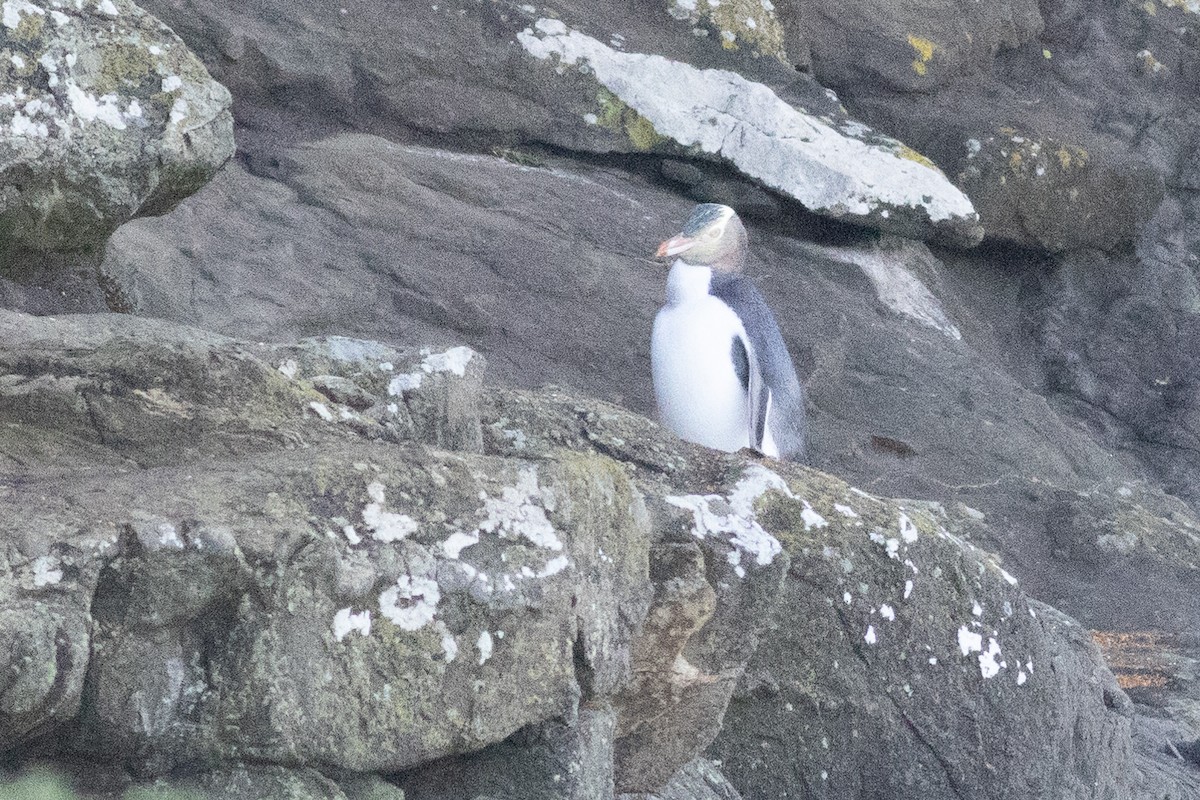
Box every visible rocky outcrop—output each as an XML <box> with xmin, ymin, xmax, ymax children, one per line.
<box><xmin>0</xmin><ymin>0</ymin><xmax>233</xmax><ymax>253</ymax></box>
<box><xmin>3</xmin><ymin>0</ymin><xmax>1200</xmax><ymax>796</ymax></box>
<box><xmin>515</xmin><ymin>17</ymin><xmax>981</xmax><ymax>245</ymax></box>
<box><xmin>123</xmin><ymin>0</ymin><xmax>980</xmax><ymax>246</ymax></box>
<box><xmin>0</xmin><ymin>312</ymin><xmax>1135</xmax><ymax>797</ymax></box>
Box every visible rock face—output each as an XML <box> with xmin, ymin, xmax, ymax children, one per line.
<box><xmin>123</xmin><ymin>0</ymin><xmax>981</xmax><ymax>246</ymax></box>
<box><xmin>0</xmin><ymin>312</ymin><xmax>1134</xmax><ymax>798</ymax></box>
<box><xmin>3</xmin><ymin>0</ymin><xmax>1200</xmax><ymax>796</ymax></box>
<box><xmin>0</xmin><ymin>0</ymin><xmax>234</xmax><ymax>253</ymax></box>
<box><xmin>516</xmin><ymin>17</ymin><xmax>981</xmax><ymax>245</ymax></box>
<box><xmin>713</xmin><ymin>499</ymin><xmax>1134</xmax><ymax>799</ymax></box>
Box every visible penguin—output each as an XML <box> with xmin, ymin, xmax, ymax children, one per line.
<box><xmin>651</xmin><ymin>203</ymin><xmax>807</xmax><ymax>460</ymax></box>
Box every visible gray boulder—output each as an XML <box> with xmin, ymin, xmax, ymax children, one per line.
<box><xmin>0</xmin><ymin>0</ymin><xmax>233</xmax><ymax>253</ymax></box>
<box><xmin>0</xmin><ymin>311</ymin><xmax>784</xmax><ymax>792</ymax></box>
<box><xmin>0</xmin><ymin>311</ymin><xmax>1138</xmax><ymax>799</ymax></box>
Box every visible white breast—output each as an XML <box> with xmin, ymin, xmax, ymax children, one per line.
<box><xmin>651</xmin><ymin>262</ymin><xmax>752</xmax><ymax>453</ymax></box>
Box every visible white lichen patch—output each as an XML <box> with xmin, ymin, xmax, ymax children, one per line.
<box><xmin>442</xmin><ymin>530</ymin><xmax>479</xmax><ymax>559</ymax></box>
<box><xmin>904</xmin><ymin>579</ymin><xmax>913</xmax><ymax>599</ymax></box>
<box><xmin>957</xmin><ymin>625</ymin><xmax>983</xmax><ymax>656</ymax></box>
<box><xmin>537</xmin><ymin>554</ymin><xmax>571</xmax><ymax>577</ymax></box>
<box><xmin>898</xmin><ymin>512</ymin><xmax>919</xmax><ymax>543</ymax></box>
<box><xmin>879</xmin><ymin>603</ymin><xmax>895</xmax><ymax>621</ymax></box>
<box><xmin>801</xmin><ymin>504</ymin><xmax>828</xmax><ymax>530</ymax></box>
<box><xmin>363</xmin><ymin>481</ymin><xmax>419</xmax><ymax>543</ymax></box>
<box><xmin>96</xmin><ymin>0</ymin><xmax>118</xmax><ymax>15</ymax></box>
<box><xmin>308</xmin><ymin>401</ymin><xmax>333</xmax><ymax>421</ymax></box>
<box><xmin>421</xmin><ymin>345</ymin><xmax>475</xmax><ymax>376</ymax></box>
<box><xmin>979</xmin><ymin>637</ymin><xmax>1005</xmax><ymax>679</ymax></box>
<box><xmin>667</xmin><ymin>465</ymin><xmax>787</xmax><ymax>577</ymax></box>
<box><xmin>477</xmin><ymin>630</ymin><xmax>494</xmax><ymax>665</ymax></box>
<box><xmin>31</xmin><ymin>555</ymin><xmax>63</xmax><ymax>587</ymax></box>
<box><xmin>277</xmin><ymin>359</ymin><xmax>298</xmax><ymax>379</ymax></box>
<box><xmin>388</xmin><ymin>373</ymin><xmax>423</xmax><ymax>393</ymax></box>
<box><xmin>864</xmin><ymin>625</ymin><xmax>877</xmax><ymax>645</ymax></box>
<box><xmin>161</xmin><ymin>75</ymin><xmax>181</xmax><ymax>92</ymax></box>
<box><xmin>3</xmin><ymin>0</ymin><xmax>44</xmax><ymax>29</ymax></box>
<box><xmin>436</xmin><ymin>620</ymin><xmax>458</xmax><ymax>662</ymax></box>
<box><xmin>65</xmin><ymin>82</ymin><xmax>127</xmax><ymax>129</ymax></box>
<box><xmin>167</xmin><ymin>97</ymin><xmax>188</xmax><ymax>125</ymax></box>
<box><xmin>332</xmin><ymin>607</ymin><xmax>371</xmax><ymax>641</ymax></box>
<box><xmin>517</xmin><ymin>19</ymin><xmax>978</xmax><ymax>238</ymax></box>
<box><xmin>155</xmin><ymin>522</ymin><xmax>184</xmax><ymax>549</ymax></box>
<box><xmin>477</xmin><ymin>467</ymin><xmax>562</xmax><ymax>551</ymax></box>
<box><xmin>834</xmin><ymin>503</ymin><xmax>859</xmax><ymax>518</ymax></box>
<box><xmin>379</xmin><ymin>575</ymin><xmax>440</xmax><ymax>631</ymax></box>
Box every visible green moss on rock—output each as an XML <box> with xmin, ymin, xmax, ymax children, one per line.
<box><xmin>97</xmin><ymin>43</ymin><xmax>158</xmax><ymax>94</ymax></box>
<box><xmin>595</xmin><ymin>88</ymin><xmax>665</xmax><ymax>152</ymax></box>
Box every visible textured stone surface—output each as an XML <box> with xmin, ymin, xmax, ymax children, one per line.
<box><xmin>0</xmin><ymin>312</ymin><xmax>1141</xmax><ymax>797</ymax></box>
<box><xmin>0</xmin><ymin>312</ymin><xmax>783</xmax><ymax>792</ymax></box>
<box><xmin>788</xmin><ymin>0</ymin><xmax>1044</xmax><ymax>92</ymax></box>
<box><xmin>4</xmin><ymin>0</ymin><xmax>1200</xmax><ymax>795</ymax></box>
<box><xmin>0</xmin><ymin>0</ymin><xmax>233</xmax><ymax>253</ymax></box>
<box><xmin>711</xmin><ymin>482</ymin><xmax>1136</xmax><ymax>798</ymax></box>
<box><xmin>618</xmin><ymin>758</ymin><xmax>743</xmax><ymax>800</ymax></box>
<box><xmin>122</xmin><ymin>0</ymin><xmax>978</xmax><ymax>245</ymax></box>
<box><xmin>516</xmin><ymin>17</ymin><xmax>981</xmax><ymax>245</ymax></box>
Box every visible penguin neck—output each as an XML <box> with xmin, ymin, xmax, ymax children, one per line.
<box><xmin>665</xmin><ymin>260</ymin><xmax>714</xmax><ymax>306</ymax></box>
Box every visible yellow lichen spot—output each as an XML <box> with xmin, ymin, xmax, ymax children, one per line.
<box><xmin>907</xmin><ymin>35</ymin><xmax>935</xmax><ymax>76</ymax></box>
<box><xmin>97</xmin><ymin>44</ymin><xmax>156</xmax><ymax>94</ymax></box>
<box><xmin>1009</xmin><ymin>151</ymin><xmax>1024</xmax><ymax>172</ymax></box>
<box><xmin>594</xmin><ymin>88</ymin><xmax>664</xmax><ymax>152</ymax></box>
<box><xmin>1137</xmin><ymin>49</ymin><xmax>1168</xmax><ymax>75</ymax></box>
<box><xmin>595</xmin><ymin>88</ymin><xmax>625</xmax><ymax>130</ymax></box>
<box><xmin>706</xmin><ymin>0</ymin><xmax>789</xmax><ymax>61</ymax></box>
<box><xmin>895</xmin><ymin>144</ymin><xmax>941</xmax><ymax>173</ymax></box>
<box><xmin>1055</xmin><ymin>145</ymin><xmax>1089</xmax><ymax>170</ymax></box>
<box><xmin>625</xmin><ymin>112</ymin><xmax>664</xmax><ymax>151</ymax></box>
<box><xmin>11</xmin><ymin>12</ymin><xmax>44</xmax><ymax>42</ymax></box>
<box><xmin>1142</xmin><ymin>0</ymin><xmax>1157</xmax><ymax>14</ymax></box>
<box><xmin>1042</xmin><ymin>48</ymin><xmax>1053</xmax><ymax>59</ymax></box>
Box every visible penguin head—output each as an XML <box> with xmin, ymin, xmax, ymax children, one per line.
<box><xmin>655</xmin><ymin>203</ymin><xmax>748</xmax><ymax>273</ymax></box>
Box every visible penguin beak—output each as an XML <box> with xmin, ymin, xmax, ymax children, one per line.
<box><xmin>655</xmin><ymin>234</ymin><xmax>696</xmax><ymax>259</ymax></box>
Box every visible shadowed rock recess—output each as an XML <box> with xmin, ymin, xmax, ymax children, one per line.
<box><xmin>2</xmin><ymin>0</ymin><xmax>1199</xmax><ymax>798</ymax></box>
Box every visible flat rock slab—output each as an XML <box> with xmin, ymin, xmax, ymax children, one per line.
<box><xmin>516</xmin><ymin>17</ymin><xmax>981</xmax><ymax>246</ymax></box>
